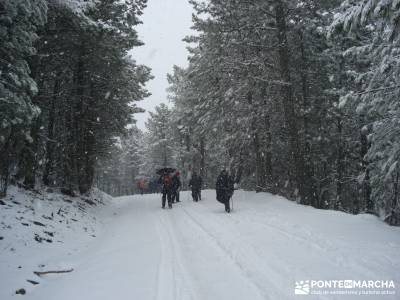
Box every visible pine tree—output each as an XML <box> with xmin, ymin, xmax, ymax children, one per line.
<box><xmin>0</xmin><ymin>0</ymin><xmax>47</xmax><ymax>196</ymax></box>
<box><xmin>144</xmin><ymin>104</ymin><xmax>175</xmax><ymax>173</ymax></box>
<box><xmin>331</xmin><ymin>0</ymin><xmax>400</xmax><ymax>224</ymax></box>
<box><xmin>0</xmin><ymin>0</ymin><xmax>151</xmax><ymax>197</ymax></box>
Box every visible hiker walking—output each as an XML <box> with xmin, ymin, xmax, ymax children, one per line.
<box><xmin>159</xmin><ymin>173</ymin><xmax>173</xmax><ymax>209</ymax></box>
<box><xmin>189</xmin><ymin>172</ymin><xmax>202</xmax><ymax>202</ymax></box>
<box><xmin>216</xmin><ymin>170</ymin><xmax>234</xmax><ymax>213</ymax></box>
<box><xmin>171</xmin><ymin>171</ymin><xmax>181</xmax><ymax>203</ymax></box>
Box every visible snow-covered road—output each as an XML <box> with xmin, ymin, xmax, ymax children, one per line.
<box><xmin>25</xmin><ymin>190</ymin><xmax>400</xmax><ymax>300</ymax></box>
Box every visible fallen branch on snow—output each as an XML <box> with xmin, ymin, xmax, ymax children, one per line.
<box><xmin>34</xmin><ymin>269</ymin><xmax>74</xmax><ymax>277</ymax></box>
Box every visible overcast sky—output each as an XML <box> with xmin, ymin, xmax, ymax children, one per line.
<box><xmin>129</xmin><ymin>0</ymin><xmax>194</xmax><ymax>130</ymax></box>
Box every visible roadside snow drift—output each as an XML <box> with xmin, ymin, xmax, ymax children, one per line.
<box><xmin>1</xmin><ymin>189</ymin><xmax>399</xmax><ymax>300</ymax></box>
<box><xmin>0</xmin><ymin>186</ymin><xmax>111</xmax><ymax>298</ymax></box>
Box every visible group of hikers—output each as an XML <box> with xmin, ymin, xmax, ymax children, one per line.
<box><xmin>158</xmin><ymin>170</ymin><xmax>182</xmax><ymax>209</ymax></box>
<box><xmin>155</xmin><ymin>169</ymin><xmax>235</xmax><ymax>213</ymax></box>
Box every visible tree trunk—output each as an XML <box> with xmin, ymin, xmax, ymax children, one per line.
<box><xmin>43</xmin><ymin>76</ymin><xmax>60</xmax><ymax>186</ymax></box>
<box><xmin>62</xmin><ymin>44</ymin><xmax>86</xmax><ymax>195</ymax></box>
<box><xmin>199</xmin><ymin>137</ymin><xmax>206</xmax><ymax>179</ymax></box>
<box><xmin>299</xmin><ymin>29</ymin><xmax>312</xmax><ymax>169</ymax></box>
<box><xmin>360</xmin><ymin>123</ymin><xmax>372</xmax><ymax>213</ymax></box>
<box><xmin>389</xmin><ymin>170</ymin><xmax>400</xmax><ymax>225</ymax></box>
<box><xmin>21</xmin><ymin>118</ymin><xmax>41</xmax><ymax>189</ymax></box>
<box><xmin>75</xmin><ymin>51</ymin><xmax>86</xmax><ymax>193</ymax></box>
<box><xmin>335</xmin><ymin>117</ymin><xmax>344</xmax><ymax>210</ymax></box>
<box><xmin>78</xmin><ymin>82</ymin><xmax>96</xmax><ymax>194</ymax></box>
<box><xmin>0</xmin><ymin>130</ymin><xmax>13</xmax><ymax>198</ymax></box>
<box><xmin>274</xmin><ymin>0</ymin><xmax>315</xmax><ymax>204</ymax></box>
<box><xmin>264</xmin><ymin>114</ymin><xmax>274</xmax><ymax>189</ymax></box>
<box><xmin>253</xmin><ymin>131</ymin><xmax>266</xmax><ymax>192</ymax></box>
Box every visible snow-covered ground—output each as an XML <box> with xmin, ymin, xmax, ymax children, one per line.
<box><xmin>1</xmin><ymin>189</ymin><xmax>399</xmax><ymax>299</ymax></box>
<box><xmin>0</xmin><ymin>186</ymin><xmax>111</xmax><ymax>298</ymax></box>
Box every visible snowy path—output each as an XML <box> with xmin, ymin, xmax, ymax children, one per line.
<box><xmin>26</xmin><ymin>190</ymin><xmax>400</xmax><ymax>300</ymax></box>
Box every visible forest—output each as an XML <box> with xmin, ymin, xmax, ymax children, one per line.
<box><xmin>0</xmin><ymin>0</ymin><xmax>151</xmax><ymax>196</ymax></box>
<box><xmin>1</xmin><ymin>0</ymin><xmax>400</xmax><ymax>225</ymax></box>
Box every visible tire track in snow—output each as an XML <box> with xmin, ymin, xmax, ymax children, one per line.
<box><xmin>180</xmin><ymin>207</ymin><xmax>278</xmax><ymax>300</ymax></box>
<box><xmin>185</xmin><ymin>204</ymin><xmax>297</xmax><ymax>297</ymax></box>
<box><xmin>195</xmin><ymin>196</ymin><xmax>394</xmax><ymax>295</ymax></box>
<box><xmin>154</xmin><ymin>210</ymin><xmax>197</xmax><ymax>300</ymax></box>
<box><xmin>227</xmin><ymin>207</ymin><xmax>390</xmax><ymax>280</ymax></box>
<box><xmin>163</xmin><ymin>212</ymin><xmax>198</xmax><ymax>300</ymax></box>
<box><xmin>154</xmin><ymin>215</ymin><xmax>175</xmax><ymax>300</ymax></box>
<box><xmin>186</xmin><ymin>202</ymin><xmax>343</xmax><ymax>300</ymax></box>
<box><xmin>153</xmin><ymin>210</ymin><xmax>165</xmax><ymax>300</ymax></box>
<box><xmin>164</xmin><ymin>198</ymin><xmax>267</xmax><ymax>300</ymax></box>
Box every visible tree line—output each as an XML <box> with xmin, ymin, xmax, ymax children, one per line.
<box><xmin>3</xmin><ymin>0</ymin><xmax>399</xmax><ymax>226</ymax></box>
<box><xmin>139</xmin><ymin>0</ymin><xmax>398</xmax><ymax>225</ymax></box>
<box><xmin>0</xmin><ymin>0</ymin><xmax>151</xmax><ymax>197</ymax></box>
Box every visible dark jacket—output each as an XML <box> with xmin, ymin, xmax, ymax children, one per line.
<box><xmin>216</xmin><ymin>172</ymin><xmax>234</xmax><ymax>203</ymax></box>
<box><xmin>189</xmin><ymin>175</ymin><xmax>202</xmax><ymax>190</ymax></box>
<box><xmin>171</xmin><ymin>174</ymin><xmax>181</xmax><ymax>191</ymax></box>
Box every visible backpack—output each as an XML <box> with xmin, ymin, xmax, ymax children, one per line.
<box><xmin>163</xmin><ymin>175</ymin><xmax>172</xmax><ymax>188</ymax></box>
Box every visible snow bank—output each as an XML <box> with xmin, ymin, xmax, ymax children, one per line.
<box><xmin>0</xmin><ymin>185</ymin><xmax>111</xmax><ymax>298</ymax></box>
<box><xmin>1</xmin><ymin>189</ymin><xmax>399</xmax><ymax>299</ymax></box>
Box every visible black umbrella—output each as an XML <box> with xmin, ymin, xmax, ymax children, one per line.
<box><xmin>156</xmin><ymin>168</ymin><xmax>176</xmax><ymax>175</ymax></box>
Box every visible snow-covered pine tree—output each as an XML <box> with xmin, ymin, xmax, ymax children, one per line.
<box><xmin>144</xmin><ymin>104</ymin><xmax>176</xmax><ymax>175</ymax></box>
<box><xmin>331</xmin><ymin>0</ymin><xmax>400</xmax><ymax>224</ymax></box>
<box><xmin>96</xmin><ymin>126</ymin><xmax>146</xmax><ymax>196</ymax></box>
<box><xmin>0</xmin><ymin>0</ymin><xmax>47</xmax><ymax>196</ymax></box>
<box><xmin>166</xmin><ymin>0</ymin><xmax>387</xmax><ymax>216</ymax></box>
<box><xmin>0</xmin><ymin>0</ymin><xmax>151</xmax><ymax>197</ymax></box>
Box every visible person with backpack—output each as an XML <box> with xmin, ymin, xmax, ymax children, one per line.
<box><xmin>171</xmin><ymin>171</ymin><xmax>181</xmax><ymax>203</ymax></box>
<box><xmin>159</xmin><ymin>173</ymin><xmax>173</xmax><ymax>209</ymax></box>
<box><xmin>189</xmin><ymin>172</ymin><xmax>202</xmax><ymax>202</ymax></box>
<box><xmin>216</xmin><ymin>170</ymin><xmax>234</xmax><ymax>213</ymax></box>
